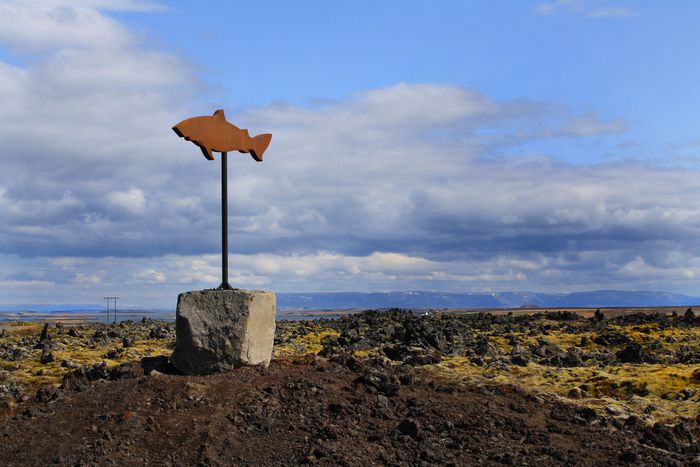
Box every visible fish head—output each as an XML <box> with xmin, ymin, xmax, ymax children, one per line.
<box><xmin>172</xmin><ymin>116</ymin><xmax>201</xmax><ymax>140</ymax></box>
<box><xmin>172</xmin><ymin>115</ymin><xmax>216</xmax><ymax>160</ymax></box>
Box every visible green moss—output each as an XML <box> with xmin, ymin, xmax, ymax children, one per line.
<box><xmin>274</xmin><ymin>329</ymin><xmax>340</xmax><ymax>357</ymax></box>
<box><xmin>0</xmin><ymin>322</ymin><xmax>173</xmax><ymax>392</ymax></box>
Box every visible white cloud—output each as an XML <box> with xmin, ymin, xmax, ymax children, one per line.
<box><xmin>558</xmin><ymin>115</ymin><xmax>626</xmax><ymax>136</ymax></box>
<box><xmin>0</xmin><ymin>279</ymin><xmax>55</xmax><ymax>288</ymax></box>
<box><xmin>588</xmin><ymin>6</ymin><xmax>636</xmax><ymax>17</ymax></box>
<box><xmin>107</xmin><ymin>188</ymin><xmax>147</xmax><ymax>215</ymax></box>
<box><xmin>535</xmin><ymin>0</ymin><xmax>636</xmax><ymax>18</ymax></box>
<box><xmin>5</xmin><ymin>246</ymin><xmax>700</xmax><ymax>306</ymax></box>
<box><xmin>133</xmin><ymin>268</ymin><xmax>167</xmax><ymax>284</ymax></box>
<box><xmin>0</xmin><ymin>1</ymin><xmax>129</xmax><ymax>52</ymax></box>
<box><xmin>4</xmin><ymin>71</ymin><xmax>700</xmax><ymax>301</ymax></box>
<box><xmin>74</xmin><ymin>272</ymin><xmax>102</xmax><ymax>284</ymax></box>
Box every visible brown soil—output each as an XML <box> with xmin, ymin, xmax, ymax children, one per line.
<box><xmin>1</xmin><ymin>354</ymin><xmax>697</xmax><ymax>466</ymax></box>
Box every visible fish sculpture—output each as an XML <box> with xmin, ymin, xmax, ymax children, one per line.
<box><xmin>172</xmin><ymin>109</ymin><xmax>272</xmax><ymax>161</ymax></box>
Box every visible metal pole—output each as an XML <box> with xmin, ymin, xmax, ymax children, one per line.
<box><xmin>219</xmin><ymin>152</ymin><xmax>232</xmax><ymax>289</ymax></box>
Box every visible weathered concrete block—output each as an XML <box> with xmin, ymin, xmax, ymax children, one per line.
<box><xmin>170</xmin><ymin>289</ymin><xmax>276</xmax><ymax>375</ymax></box>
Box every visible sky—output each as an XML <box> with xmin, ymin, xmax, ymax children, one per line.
<box><xmin>1</xmin><ymin>0</ymin><xmax>700</xmax><ymax>307</ymax></box>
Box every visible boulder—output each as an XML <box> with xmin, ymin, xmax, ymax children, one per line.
<box><xmin>39</xmin><ymin>349</ymin><xmax>55</xmax><ymax>364</ymax></box>
<box><xmin>684</xmin><ymin>307</ymin><xmax>695</xmax><ymax>322</ymax></box>
<box><xmin>170</xmin><ymin>289</ymin><xmax>276</xmax><ymax>375</ymax></box>
<box><xmin>616</xmin><ymin>343</ymin><xmax>644</xmax><ymax>363</ymax></box>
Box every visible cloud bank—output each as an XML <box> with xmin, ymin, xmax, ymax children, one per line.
<box><xmin>0</xmin><ymin>1</ymin><xmax>698</xmax><ymax>306</ymax></box>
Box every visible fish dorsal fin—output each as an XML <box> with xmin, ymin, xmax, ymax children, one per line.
<box><xmin>212</xmin><ymin>109</ymin><xmax>226</xmax><ymax>120</ymax></box>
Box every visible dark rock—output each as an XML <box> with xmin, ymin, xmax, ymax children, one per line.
<box><xmin>624</xmin><ymin>415</ymin><xmax>640</xmax><ymax>428</ymax></box>
<box><xmin>353</xmin><ymin>363</ymin><xmax>400</xmax><ymax>397</ymax></box>
<box><xmin>531</xmin><ymin>339</ymin><xmax>563</xmax><ymax>359</ymax></box>
<box><xmin>39</xmin><ymin>349</ymin><xmax>55</xmax><ymax>364</ymax></box>
<box><xmin>641</xmin><ymin>423</ymin><xmax>680</xmax><ymax>451</ymax></box>
<box><xmin>33</xmin><ymin>341</ymin><xmax>49</xmax><ymax>350</ymax></box>
<box><xmin>109</xmin><ymin>361</ymin><xmax>144</xmax><ymax>379</ymax></box>
<box><xmin>616</xmin><ymin>344</ymin><xmax>644</xmax><ymax>364</ymax></box>
<box><xmin>398</xmin><ymin>370</ymin><xmax>417</xmax><ymax>386</ymax></box>
<box><xmin>39</xmin><ymin>323</ymin><xmax>50</xmax><ymax>341</ymax></box>
<box><xmin>510</xmin><ymin>354</ymin><xmax>529</xmax><ymax>367</ymax></box>
<box><xmin>149</xmin><ymin>327</ymin><xmax>170</xmax><ymax>339</ymax></box>
<box><xmin>577</xmin><ymin>407</ymin><xmax>597</xmax><ymax>421</ymax></box>
<box><xmin>0</xmin><ymin>382</ymin><xmax>24</xmax><ymax>402</ymax></box>
<box><xmin>648</xmin><ymin>339</ymin><xmax>662</xmax><ymax>350</ymax></box>
<box><xmin>383</xmin><ymin>345</ymin><xmax>412</xmax><ymax>362</ymax></box>
<box><xmin>397</xmin><ymin>418</ymin><xmax>421</xmax><ymax>439</ymax></box>
<box><xmin>684</xmin><ymin>307</ymin><xmax>695</xmax><ymax>322</ymax></box>
<box><xmin>67</xmin><ymin>328</ymin><xmax>79</xmax><ymax>337</ymax></box>
<box><xmin>341</xmin><ymin>328</ymin><xmax>359</xmax><ymax>343</ymax></box>
<box><xmin>350</xmin><ymin>338</ymin><xmax>374</xmax><ymax>351</ymax></box>
<box><xmin>406</xmin><ymin>353</ymin><xmax>442</xmax><ymax>366</ymax></box>
<box><xmin>593</xmin><ymin>331</ymin><xmax>632</xmax><ymax>346</ymax></box>
<box><xmin>671</xmin><ymin>422</ymin><xmax>694</xmax><ymax>445</ymax></box>
<box><xmin>327</xmin><ymin>402</ymin><xmax>349</xmax><ymax>415</ymax></box>
<box><xmin>474</xmin><ymin>337</ymin><xmax>498</xmax><ymax>358</ymax></box>
<box><xmin>550</xmin><ymin>403</ymin><xmax>576</xmax><ymax>422</ymax></box>
<box><xmin>34</xmin><ymin>385</ymin><xmax>59</xmax><ymax>403</ymax></box>
<box><xmin>142</xmin><ymin>355</ymin><xmax>176</xmax><ymax>375</ymax></box>
<box><xmin>562</xmin><ymin>348</ymin><xmax>584</xmax><ymax>367</ymax></box>
<box><xmin>1</xmin><ymin>345</ymin><xmax>26</xmax><ymax>361</ymax></box>
<box><xmin>122</xmin><ymin>337</ymin><xmax>135</xmax><ymax>348</ymax></box>
<box><xmin>318</xmin><ymin>424</ymin><xmax>341</xmax><ymax>441</ymax></box>
<box><xmin>60</xmin><ymin>359</ymin><xmax>78</xmax><ymax>369</ymax></box>
<box><xmin>102</xmin><ymin>348</ymin><xmax>123</xmax><ymax>359</ymax></box>
<box><xmin>60</xmin><ymin>362</ymin><xmax>110</xmax><ymax>391</ymax></box>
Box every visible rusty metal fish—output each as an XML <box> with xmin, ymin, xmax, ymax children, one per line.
<box><xmin>172</xmin><ymin>109</ymin><xmax>272</xmax><ymax>161</ymax></box>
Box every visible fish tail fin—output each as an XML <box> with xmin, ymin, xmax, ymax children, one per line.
<box><xmin>249</xmin><ymin>133</ymin><xmax>272</xmax><ymax>162</ymax></box>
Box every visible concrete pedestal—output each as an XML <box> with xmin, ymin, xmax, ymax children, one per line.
<box><xmin>170</xmin><ymin>289</ymin><xmax>276</xmax><ymax>375</ymax></box>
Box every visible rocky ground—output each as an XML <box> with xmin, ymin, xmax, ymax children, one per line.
<box><xmin>0</xmin><ymin>309</ymin><xmax>698</xmax><ymax>465</ymax></box>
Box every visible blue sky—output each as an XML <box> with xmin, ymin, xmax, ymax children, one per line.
<box><xmin>1</xmin><ymin>0</ymin><xmax>700</xmax><ymax>307</ymax></box>
<box><xmin>117</xmin><ymin>0</ymin><xmax>700</xmax><ymax>163</ymax></box>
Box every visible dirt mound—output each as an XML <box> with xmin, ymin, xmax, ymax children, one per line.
<box><xmin>2</xmin><ymin>355</ymin><xmax>697</xmax><ymax>465</ymax></box>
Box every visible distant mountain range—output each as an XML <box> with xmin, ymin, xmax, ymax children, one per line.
<box><xmin>2</xmin><ymin>290</ymin><xmax>699</xmax><ymax>313</ymax></box>
<box><xmin>0</xmin><ymin>304</ymin><xmax>104</xmax><ymax>312</ymax></box>
<box><xmin>276</xmin><ymin>290</ymin><xmax>700</xmax><ymax>310</ymax></box>
<box><xmin>0</xmin><ymin>304</ymin><xmax>169</xmax><ymax>313</ymax></box>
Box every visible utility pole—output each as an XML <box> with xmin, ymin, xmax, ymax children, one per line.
<box><xmin>103</xmin><ymin>296</ymin><xmax>119</xmax><ymax>323</ymax></box>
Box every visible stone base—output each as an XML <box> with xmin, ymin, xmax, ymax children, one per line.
<box><xmin>169</xmin><ymin>289</ymin><xmax>276</xmax><ymax>375</ymax></box>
